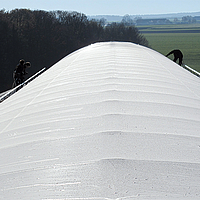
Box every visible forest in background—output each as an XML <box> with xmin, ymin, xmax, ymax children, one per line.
<box><xmin>0</xmin><ymin>9</ymin><xmax>148</xmax><ymax>93</ymax></box>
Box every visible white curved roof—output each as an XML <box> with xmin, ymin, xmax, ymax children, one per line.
<box><xmin>0</xmin><ymin>42</ymin><xmax>200</xmax><ymax>199</ymax></box>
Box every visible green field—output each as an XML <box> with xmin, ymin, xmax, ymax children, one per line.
<box><xmin>138</xmin><ymin>24</ymin><xmax>200</xmax><ymax>72</ymax></box>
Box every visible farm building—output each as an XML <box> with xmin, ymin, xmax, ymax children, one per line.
<box><xmin>136</xmin><ymin>18</ymin><xmax>171</xmax><ymax>25</ymax></box>
<box><xmin>0</xmin><ymin>42</ymin><xmax>200</xmax><ymax>199</ymax></box>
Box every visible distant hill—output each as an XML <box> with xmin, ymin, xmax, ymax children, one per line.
<box><xmin>88</xmin><ymin>12</ymin><xmax>200</xmax><ymax>22</ymax></box>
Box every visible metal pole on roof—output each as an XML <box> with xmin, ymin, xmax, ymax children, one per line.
<box><xmin>0</xmin><ymin>67</ymin><xmax>47</xmax><ymax>103</ymax></box>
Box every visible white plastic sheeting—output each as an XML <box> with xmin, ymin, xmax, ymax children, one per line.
<box><xmin>0</xmin><ymin>42</ymin><xmax>200</xmax><ymax>200</ymax></box>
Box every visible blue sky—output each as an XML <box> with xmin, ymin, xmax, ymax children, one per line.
<box><xmin>1</xmin><ymin>0</ymin><xmax>199</xmax><ymax>16</ymax></box>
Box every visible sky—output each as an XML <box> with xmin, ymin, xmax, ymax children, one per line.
<box><xmin>0</xmin><ymin>0</ymin><xmax>200</xmax><ymax>16</ymax></box>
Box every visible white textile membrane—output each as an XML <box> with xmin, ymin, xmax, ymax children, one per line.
<box><xmin>0</xmin><ymin>42</ymin><xmax>200</xmax><ymax>199</ymax></box>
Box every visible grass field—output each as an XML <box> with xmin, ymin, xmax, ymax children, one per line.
<box><xmin>138</xmin><ymin>24</ymin><xmax>200</xmax><ymax>72</ymax></box>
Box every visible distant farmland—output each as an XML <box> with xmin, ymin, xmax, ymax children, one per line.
<box><xmin>138</xmin><ymin>24</ymin><xmax>200</xmax><ymax>72</ymax></box>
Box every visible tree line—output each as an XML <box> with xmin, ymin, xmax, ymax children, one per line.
<box><xmin>0</xmin><ymin>9</ymin><xmax>149</xmax><ymax>93</ymax></box>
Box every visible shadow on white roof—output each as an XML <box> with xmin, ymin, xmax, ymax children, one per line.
<box><xmin>0</xmin><ymin>42</ymin><xmax>200</xmax><ymax>199</ymax></box>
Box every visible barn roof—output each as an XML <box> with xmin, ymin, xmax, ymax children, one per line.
<box><xmin>0</xmin><ymin>42</ymin><xmax>200</xmax><ymax>199</ymax></box>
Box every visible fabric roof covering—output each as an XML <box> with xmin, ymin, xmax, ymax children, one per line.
<box><xmin>0</xmin><ymin>42</ymin><xmax>200</xmax><ymax>199</ymax></box>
